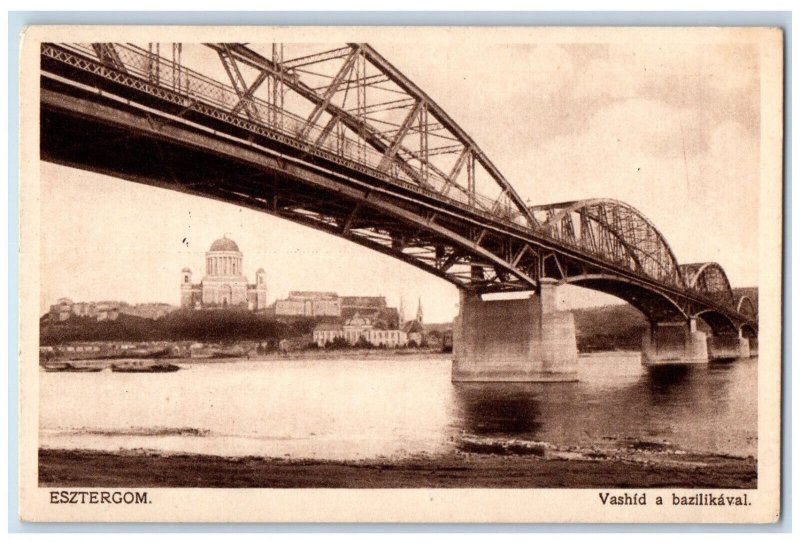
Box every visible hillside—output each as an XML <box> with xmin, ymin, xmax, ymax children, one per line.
<box><xmin>41</xmin><ymin>288</ymin><xmax>757</xmax><ymax>350</ymax></box>
<box><xmin>571</xmin><ymin>304</ymin><xmax>648</xmax><ymax>352</ymax></box>
<box><xmin>40</xmin><ymin>309</ymin><xmax>315</xmax><ymax>345</ymax></box>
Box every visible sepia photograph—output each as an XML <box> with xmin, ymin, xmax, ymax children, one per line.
<box><xmin>17</xmin><ymin>24</ymin><xmax>784</xmax><ymax>523</ymax></box>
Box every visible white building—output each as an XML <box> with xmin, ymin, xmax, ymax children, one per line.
<box><xmin>312</xmin><ymin>322</ymin><xmax>345</xmax><ymax>347</ymax></box>
<box><xmin>181</xmin><ymin>236</ymin><xmax>267</xmax><ymax>311</ymax></box>
<box><xmin>313</xmin><ymin>314</ymin><xmax>407</xmax><ymax>348</ymax></box>
<box><xmin>367</xmin><ymin>328</ymin><xmax>407</xmax><ymax>348</ymax></box>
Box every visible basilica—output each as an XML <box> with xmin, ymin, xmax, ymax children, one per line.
<box><xmin>180</xmin><ymin>236</ymin><xmax>267</xmax><ymax>311</ymax></box>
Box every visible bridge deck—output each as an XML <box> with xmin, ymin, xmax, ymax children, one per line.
<box><xmin>38</xmin><ymin>42</ymin><xmax>757</xmax><ymax>333</ymax></box>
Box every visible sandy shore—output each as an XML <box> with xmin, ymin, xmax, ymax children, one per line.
<box><xmin>39</xmin><ymin>448</ymin><xmax>756</xmax><ymax>488</ymax></box>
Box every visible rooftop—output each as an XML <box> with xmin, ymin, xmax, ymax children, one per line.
<box><xmin>209</xmin><ymin>236</ymin><xmax>240</xmax><ymax>253</ymax></box>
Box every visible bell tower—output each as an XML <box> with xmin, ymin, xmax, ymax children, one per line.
<box><xmin>180</xmin><ymin>267</ymin><xmax>193</xmax><ymax>308</ymax></box>
<box><xmin>253</xmin><ymin>268</ymin><xmax>267</xmax><ymax>310</ymax></box>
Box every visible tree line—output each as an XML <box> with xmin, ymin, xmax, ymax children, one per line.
<box><xmin>40</xmin><ymin>309</ymin><xmax>316</xmax><ymax>345</ymax></box>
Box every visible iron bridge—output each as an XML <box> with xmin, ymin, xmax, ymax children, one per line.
<box><xmin>39</xmin><ymin>42</ymin><xmax>758</xmax><ymax>337</ymax></box>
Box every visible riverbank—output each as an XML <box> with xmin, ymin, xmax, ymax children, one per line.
<box><xmin>39</xmin><ymin>448</ymin><xmax>756</xmax><ymax>488</ymax></box>
<box><xmin>50</xmin><ymin>349</ymin><xmax>645</xmax><ymax>366</ymax></box>
<box><xmin>44</xmin><ymin>348</ymin><xmax>452</xmax><ymax>367</ymax></box>
<box><xmin>247</xmin><ymin>348</ymin><xmax>450</xmax><ymax>361</ymax></box>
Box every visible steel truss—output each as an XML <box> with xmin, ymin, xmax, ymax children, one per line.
<box><xmin>39</xmin><ymin>41</ymin><xmax>758</xmax><ymax>334</ymax></box>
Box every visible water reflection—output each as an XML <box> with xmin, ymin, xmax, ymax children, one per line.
<box><xmin>708</xmin><ymin>359</ymin><xmax>740</xmax><ymax>370</ymax></box>
<box><xmin>39</xmin><ymin>355</ymin><xmax>758</xmax><ymax>459</ymax></box>
<box><xmin>645</xmin><ymin>364</ymin><xmax>692</xmax><ymax>393</ymax></box>
<box><xmin>641</xmin><ymin>361</ymin><xmax>737</xmax><ymax>408</ymax></box>
<box><xmin>646</xmin><ymin>363</ymin><xmax>691</xmax><ymax>381</ymax></box>
<box><xmin>451</xmin><ymin>383</ymin><xmax>544</xmax><ymax>436</ymax></box>
<box><xmin>448</xmin><ymin>357</ymin><xmax>756</xmax><ymax>457</ymax></box>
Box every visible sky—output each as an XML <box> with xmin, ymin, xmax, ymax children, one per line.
<box><xmin>39</xmin><ymin>36</ymin><xmax>761</xmax><ymax>321</ymax></box>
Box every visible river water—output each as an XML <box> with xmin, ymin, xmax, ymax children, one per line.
<box><xmin>39</xmin><ymin>353</ymin><xmax>757</xmax><ymax>460</ymax></box>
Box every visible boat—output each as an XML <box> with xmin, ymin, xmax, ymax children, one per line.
<box><xmin>63</xmin><ymin>365</ymin><xmax>104</xmax><ymax>373</ymax></box>
<box><xmin>42</xmin><ymin>362</ymin><xmax>72</xmax><ymax>372</ymax></box>
<box><xmin>56</xmin><ymin>346</ymin><xmax>174</xmax><ymax>360</ymax></box>
<box><xmin>110</xmin><ymin>360</ymin><xmax>181</xmax><ymax>373</ymax></box>
<box><xmin>42</xmin><ymin>362</ymin><xmax>103</xmax><ymax>373</ymax></box>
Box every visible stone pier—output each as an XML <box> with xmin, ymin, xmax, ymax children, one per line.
<box><xmin>641</xmin><ymin>319</ymin><xmax>708</xmax><ymax>365</ymax></box>
<box><xmin>748</xmin><ymin>337</ymin><xmax>758</xmax><ymax>358</ymax></box>
<box><xmin>451</xmin><ymin>279</ymin><xmax>578</xmax><ymax>382</ymax></box>
<box><xmin>707</xmin><ymin>332</ymin><xmax>751</xmax><ymax>361</ymax></box>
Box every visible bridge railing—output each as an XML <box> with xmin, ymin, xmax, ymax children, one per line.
<box><xmin>57</xmin><ymin>43</ymin><xmax>526</xmax><ymax>229</ymax></box>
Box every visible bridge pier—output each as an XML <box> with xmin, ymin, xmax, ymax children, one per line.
<box><xmin>707</xmin><ymin>332</ymin><xmax>751</xmax><ymax>361</ymax></box>
<box><xmin>748</xmin><ymin>337</ymin><xmax>759</xmax><ymax>358</ymax></box>
<box><xmin>451</xmin><ymin>279</ymin><xmax>578</xmax><ymax>382</ymax></box>
<box><xmin>641</xmin><ymin>319</ymin><xmax>708</xmax><ymax>365</ymax></box>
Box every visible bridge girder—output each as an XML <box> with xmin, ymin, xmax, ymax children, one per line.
<box><xmin>680</xmin><ymin>262</ymin><xmax>738</xmax><ymax>310</ymax></box>
<box><xmin>737</xmin><ymin>295</ymin><xmax>758</xmax><ymax>319</ymax></box>
<box><xmin>563</xmin><ymin>273</ymin><xmax>689</xmax><ymax>323</ymax></box>
<box><xmin>38</xmin><ymin>83</ymin><xmax>539</xmax><ymax>296</ymax></box>
<box><xmin>202</xmin><ymin>42</ymin><xmax>539</xmax><ymax>230</ymax></box>
<box><xmin>532</xmin><ymin>199</ymin><xmax>685</xmax><ymax>290</ymax></box>
<box><xmin>692</xmin><ymin>309</ymin><xmax>740</xmax><ymax>336</ymax></box>
<box><xmin>38</xmin><ymin>41</ymin><xmax>757</xmax><ymax>334</ymax></box>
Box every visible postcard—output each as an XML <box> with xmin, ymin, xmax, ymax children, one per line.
<box><xmin>18</xmin><ymin>25</ymin><xmax>783</xmax><ymax>523</ymax></box>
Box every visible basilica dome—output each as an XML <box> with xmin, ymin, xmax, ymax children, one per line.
<box><xmin>209</xmin><ymin>237</ymin><xmax>240</xmax><ymax>252</ymax></box>
<box><xmin>181</xmin><ymin>236</ymin><xmax>268</xmax><ymax>312</ymax></box>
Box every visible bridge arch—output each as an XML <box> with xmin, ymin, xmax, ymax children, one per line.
<box><xmin>692</xmin><ymin>309</ymin><xmax>739</xmax><ymax>336</ymax></box>
<box><xmin>532</xmin><ymin>199</ymin><xmax>684</xmax><ymax>289</ymax></box>
<box><xmin>563</xmin><ymin>273</ymin><xmax>688</xmax><ymax>324</ymax></box>
<box><xmin>740</xmin><ymin>323</ymin><xmax>758</xmax><ymax>339</ymax></box>
<box><xmin>736</xmin><ymin>295</ymin><xmax>757</xmax><ymax>319</ymax></box>
<box><xmin>680</xmin><ymin>262</ymin><xmax>736</xmax><ymax>308</ymax></box>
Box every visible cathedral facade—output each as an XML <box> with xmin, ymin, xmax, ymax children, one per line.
<box><xmin>181</xmin><ymin>237</ymin><xmax>267</xmax><ymax>311</ymax></box>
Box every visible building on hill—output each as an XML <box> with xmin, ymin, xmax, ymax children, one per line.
<box><xmin>118</xmin><ymin>302</ymin><xmax>176</xmax><ymax>320</ymax></box>
<box><xmin>71</xmin><ymin>301</ymin><xmax>96</xmax><ymax>318</ymax></box>
<box><xmin>273</xmin><ymin>292</ymin><xmax>400</xmax><ymax>326</ymax></box>
<box><xmin>181</xmin><ymin>236</ymin><xmax>267</xmax><ymax>311</ymax></box>
<box><xmin>48</xmin><ymin>298</ymin><xmax>121</xmax><ymax>322</ymax></box>
<box><xmin>95</xmin><ymin>301</ymin><xmax>120</xmax><ymax>321</ymax></box>
<box><xmin>50</xmin><ymin>298</ymin><xmax>75</xmax><ymax>321</ymax></box>
<box><xmin>275</xmin><ymin>291</ymin><xmax>341</xmax><ymax>317</ymax></box>
<box><xmin>341</xmin><ymin>296</ymin><xmax>386</xmax><ymax>315</ymax></box>
<box><xmin>47</xmin><ymin>299</ymin><xmax>178</xmax><ymax>323</ymax></box>
<box><xmin>341</xmin><ymin>307</ymin><xmax>400</xmax><ymax>329</ymax></box>
<box><xmin>341</xmin><ymin>296</ymin><xmax>399</xmax><ymax>328</ymax></box>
